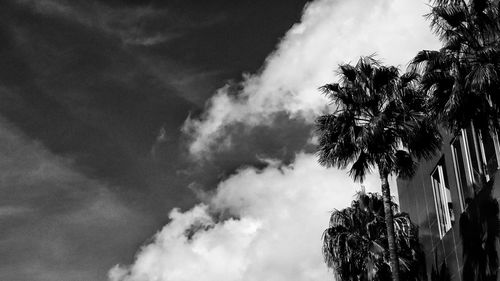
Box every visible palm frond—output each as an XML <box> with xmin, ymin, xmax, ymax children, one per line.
<box><xmin>406</xmin><ymin>119</ymin><xmax>443</xmax><ymax>160</ymax></box>
<box><xmin>373</xmin><ymin>66</ymin><xmax>399</xmax><ymax>91</ymax></box>
<box><xmin>400</xmin><ymin>71</ymin><xmax>420</xmax><ymax>88</ymax></box>
<box><xmin>432</xmin><ymin>5</ymin><xmax>467</xmax><ymax>28</ymax></box>
<box><xmin>416</xmin><ymin>0</ymin><xmax>500</xmax><ymax>133</ymax></box>
<box><xmin>349</xmin><ymin>152</ymin><xmax>373</xmax><ymax>182</ymax></box>
<box><xmin>410</xmin><ymin>50</ymin><xmax>443</xmax><ymax>74</ymax></box>
<box><xmin>338</xmin><ymin>64</ymin><xmax>357</xmax><ymax>83</ymax></box>
<box><xmin>394</xmin><ymin>150</ymin><xmax>418</xmax><ymax>179</ymax></box>
<box><xmin>467</xmin><ymin>63</ymin><xmax>498</xmax><ymax>91</ymax></box>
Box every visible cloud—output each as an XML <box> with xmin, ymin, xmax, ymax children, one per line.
<box><xmin>0</xmin><ymin>0</ymin><xmax>201</xmax><ymax>209</ymax></box>
<box><xmin>109</xmin><ymin>153</ymin><xmax>395</xmax><ymax>281</ymax></box>
<box><xmin>0</xmin><ymin>206</ymin><xmax>32</xmax><ymax>218</ymax></box>
<box><xmin>109</xmin><ymin>2</ymin><xmax>426</xmax><ymax>278</ymax></box>
<box><xmin>182</xmin><ymin>0</ymin><xmax>441</xmax><ymax>159</ymax></box>
<box><xmin>15</xmin><ymin>0</ymin><xmax>222</xmax><ymax>47</ymax></box>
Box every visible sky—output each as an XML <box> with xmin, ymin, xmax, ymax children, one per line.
<box><xmin>0</xmin><ymin>0</ymin><xmax>441</xmax><ymax>280</ymax></box>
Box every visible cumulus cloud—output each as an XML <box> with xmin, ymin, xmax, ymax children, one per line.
<box><xmin>109</xmin><ymin>153</ymin><xmax>393</xmax><ymax>281</ymax></box>
<box><xmin>109</xmin><ymin>1</ymin><xmax>436</xmax><ymax>280</ymax></box>
<box><xmin>182</xmin><ymin>0</ymin><xmax>441</xmax><ymax>158</ymax></box>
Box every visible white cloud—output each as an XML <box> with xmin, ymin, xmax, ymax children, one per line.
<box><xmin>110</xmin><ymin>1</ymin><xmax>437</xmax><ymax>280</ymax></box>
<box><xmin>182</xmin><ymin>0</ymin><xmax>441</xmax><ymax>158</ymax></box>
<box><xmin>108</xmin><ymin>153</ymin><xmax>396</xmax><ymax>281</ymax></box>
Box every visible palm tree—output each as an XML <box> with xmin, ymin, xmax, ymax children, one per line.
<box><xmin>322</xmin><ymin>190</ymin><xmax>425</xmax><ymax>281</ymax></box>
<box><xmin>411</xmin><ymin>0</ymin><xmax>500</xmax><ymax>133</ymax></box>
<box><xmin>316</xmin><ymin>56</ymin><xmax>442</xmax><ymax>281</ymax></box>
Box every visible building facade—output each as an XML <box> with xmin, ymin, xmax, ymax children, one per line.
<box><xmin>397</xmin><ymin>123</ymin><xmax>500</xmax><ymax>281</ymax></box>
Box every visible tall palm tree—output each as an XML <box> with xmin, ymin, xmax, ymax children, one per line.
<box><xmin>316</xmin><ymin>56</ymin><xmax>442</xmax><ymax>281</ymax></box>
<box><xmin>322</xmin><ymin>190</ymin><xmax>425</xmax><ymax>281</ymax></box>
<box><xmin>411</xmin><ymin>0</ymin><xmax>500</xmax><ymax>133</ymax></box>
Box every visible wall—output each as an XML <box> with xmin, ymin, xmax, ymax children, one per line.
<box><xmin>397</xmin><ymin>128</ymin><xmax>491</xmax><ymax>281</ymax></box>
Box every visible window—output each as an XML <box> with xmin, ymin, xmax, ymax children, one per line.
<box><xmin>451</xmin><ymin>135</ymin><xmax>470</xmax><ymax>212</ymax></box>
<box><xmin>478</xmin><ymin>129</ymin><xmax>500</xmax><ymax>179</ymax></box>
<box><xmin>464</xmin><ymin>124</ymin><xmax>483</xmax><ymax>184</ymax></box>
<box><xmin>431</xmin><ymin>158</ymin><xmax>454</xmax><ymax>238</ymax></box>
<box><xmin>452</xmin><ymin>123</ymin><xmax>500</xmax><ymax>202</ymax></box>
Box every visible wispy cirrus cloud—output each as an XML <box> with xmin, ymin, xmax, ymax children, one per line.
<box><xmin>14</xmin><ymin>0</ymin><xmax>224</xmax><ymax>47</ymax></box>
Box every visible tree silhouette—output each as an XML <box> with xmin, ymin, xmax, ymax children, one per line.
<box><xmin>411</xmin><ymin>0</ymin><xmax>500</xmax><ymax>133</ymax></box>
<box><xmin>323</xmin><ymin>190</ymin><xmax>425</xmax><ymax>281</ymax></box>
<box><xmin>316</xmin><ymin>56</ymin><xmax>441</xmax><ymax>281</ymax></box>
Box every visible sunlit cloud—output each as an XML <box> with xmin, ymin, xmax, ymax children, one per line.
<box><xmin>110</xmin><ymin>0</ymin><xmax>438</xmax><ymax>280</ymax></box>
<box><xmin>183</xmin><ymin>0</ymin><xmax>440</xmax><ymax>159</ymax></box>
<box><xmin>109</xmin><ymin>153</ymin><xmax>388</xmax><ymax>281</ymax></box>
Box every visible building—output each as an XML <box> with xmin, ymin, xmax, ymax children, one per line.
<box><xmin>397</xmin><ymin>123</ymin><xmax>500</xmax><ymax>281</ymax></box>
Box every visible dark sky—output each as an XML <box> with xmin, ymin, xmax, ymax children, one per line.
<box><xmin>0</xmin><ymin>0</ymin><xmax>310</xmax><ymax>280</ymax></box>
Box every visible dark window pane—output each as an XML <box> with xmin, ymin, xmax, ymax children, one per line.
<box><xmin>481</xmin><ymin>130</ymin><xmax>499</xmax><ymax>176</ymax></box>
<box><xmin>466</xmin><ymin>126</ymin><xmax>482</xmax><ymax>184</ymax></box>
<box><xmin>451</xmin><ymin>136</ymin><xmax>471</xmax><ymax>207</ymax></box>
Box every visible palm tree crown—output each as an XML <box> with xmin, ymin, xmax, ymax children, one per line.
<box><xmin>323</xmin><ymin>191</ymin><xmax>424</xmax><ymax>281</ymax></box>
<box><xmin>317</xmin><ymin>56</ymin><xmax>441</xmax><ymax>180</ymax></box>
<box><xmin>411</xmin><ymin>0</ymin><xmax>500</xmax><ymax>133</ymax></box>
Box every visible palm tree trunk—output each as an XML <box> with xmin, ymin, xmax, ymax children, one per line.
<box><xmin>380</xmin><ymin>171</ymin><xmax>400</xmax><ymax>281</ymax></box>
